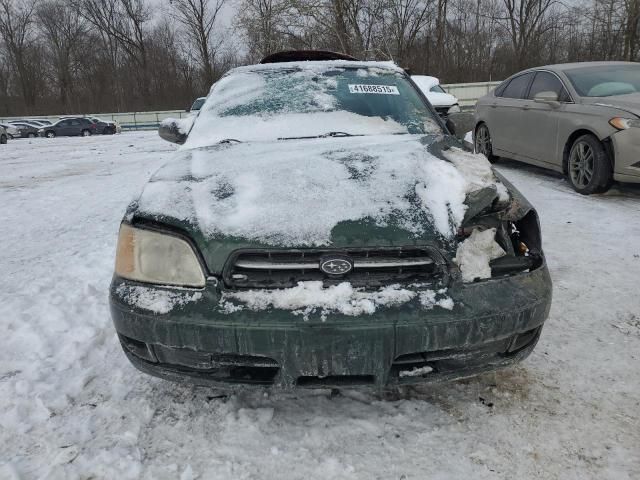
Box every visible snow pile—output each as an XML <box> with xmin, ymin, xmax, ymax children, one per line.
<box><xmin>454</xmin><ymin>228</ymin><xmax>506</xmax><ymax>282</ymax></box>
<box><xmin>138</xmin><ymin>135</ymin><xmax>507</xmax><ymax>243</ymax></box>
<box><xmin>2</xmin><ymin>131</ymin><xmax>640</xmax><ymax>479</ymax></box>
<box><xmin>220</xmin><ymin>281</ymin><xmax>453</xmax><ymax>320</ymax></box>
<box><xmin>116</xmin><ymin>284</ymin><xmax>202</xmax><ymax>314</ymax></box>
<box><xmin>443</xmin><ymin>147</ymin><xmax>510</xmax><ymax>202</ymax></box>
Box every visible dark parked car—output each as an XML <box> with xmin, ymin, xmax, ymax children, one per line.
<box><xmin>0</xmin><ymin>125</ymin><xmax>7</xmax><ymax>144</ymax></box>
<box><xmin>10</xmin><ymin>122</ymin><xmax>39</xmax><ymax>138</ymax></box>
<box><xmin>112</xmin><ymin>51</ymin><xmax>552</xmax><ymax>390</ymax></box>
<box><xmin>39</xmin><ymin>118</ymin><xmax>97</xmax><ymax>138</ymax></box>
<box><xmin>88</xmin><ymin>117</ymin><xmax>117</xmax><ymax>134</ymax></box>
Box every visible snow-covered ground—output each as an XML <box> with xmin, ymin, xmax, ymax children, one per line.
<box><xmin>1</xmin><ymin>132</ymin><xmax>639</xmax><ymax>479</ymax></box>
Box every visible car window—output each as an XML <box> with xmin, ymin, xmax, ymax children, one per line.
<box><xmin>430</xmin><ymin>84</ymin><xmax>446</xmax><ymax>94</ymax></box>
<box><xmin>71</xmin><ymin>120</ymin><xmax>80</xmax><ymax>126</ymax></box>
<box><xmin>191</xmin><ymin>98</ymin><xmax>206</xmax><ymax>111</ymax></box>
<box><xmin>565</xmin><ymin>64</ymin><xmax>640</xmax><ymax>97</ymax></box>
<box><xmin>58</xmin><ymin>120</ymin><xmax>69</xmax><ymax>127</ymax></box>
<box><xmin>528</xmin><ymin>72</ymin><xmax>570</xmax><ymax>101</ymax></box>
<box><xmin>500</xmin><ymin>73</ymin><xmax>534</xmax><ymax>99</ymax></box>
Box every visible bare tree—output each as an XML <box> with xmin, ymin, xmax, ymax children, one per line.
<box><xmin>0</xmin><ymin>0</ymin><xmax>41</xmax><ymax>109</ymax></box>
<box><xmin>170</xmin><ymin>0</ymin><xmax>227</xmax><ymax>86</ymax></box>
<box><xmin>78</xmin><ymin>0</ymin><xmax>152</xmax><ymax>101</ymax></box>
<box><xmin>36</xmin><ymin>0</ymin><xmax>87</xmax><ymax>109</ymax></box>
<box><xmin>498</xmin><ymin>0</ymin><xmax>557</xmax><ymax>69</ymax></box>
<box><xmin>237</xmin><ymin>0</ymin><xmax>291</xmax><ymax>59</ymax></box>
<box><xmin>381</xmin><ymin>0</ymin><xmax>434</xmax><ymax>64</ymax></box>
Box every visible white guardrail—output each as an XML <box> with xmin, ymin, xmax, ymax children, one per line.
<box><xmin>0</xmin><ymin>81</ymin><xmax>501</xmax><ymax>131</ymax></box>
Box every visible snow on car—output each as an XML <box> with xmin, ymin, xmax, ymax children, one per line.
<box><xmin>110</xmin><ymin>53</ymin><xmax>552</xmax><ymax>389</ymax></box>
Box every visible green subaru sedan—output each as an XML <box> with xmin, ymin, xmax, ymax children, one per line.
<box><xmin>110</xmin><ymin>51</ymin><xmax>552</xmax><ymax>389</ymax></box>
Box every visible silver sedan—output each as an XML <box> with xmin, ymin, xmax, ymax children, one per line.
<box><xmin>474</xmin><ymin>61</ymin><xmax>640</xmax><ymax>194</ymax></box>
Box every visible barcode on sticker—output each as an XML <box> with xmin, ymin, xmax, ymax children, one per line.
<box><xmin>348</xmin><ymin>84</ymin><xmax>400</xmax><ymax>95</ymax></box>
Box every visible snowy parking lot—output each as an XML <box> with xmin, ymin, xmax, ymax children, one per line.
<box><xmin>1</xmin><ymin>132</ymin><xmax>639</xmax><ymax>479</ymax></box>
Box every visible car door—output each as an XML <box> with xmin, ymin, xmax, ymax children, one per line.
<box><xmin>518</xmin><ymin>71</ymin><xmax>573</xmax><ymax>168</ymax></box>
<box><xmin>56</xmin><ymin>120</ymin><xmax>71</xmax><ymax>135</ymax></box>
<box><xmin>69</xmin><ymin>119</ymin><xmax>82</xmax><ymax>135</ymax></box>
<box><xmin>486</xmin><ymin>72</ymin><xmax>535</xmax><ymax>155</ymax></box>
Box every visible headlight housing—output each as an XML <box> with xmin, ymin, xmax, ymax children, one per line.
<box><xmin>115</xmin><ymin>224</ymin><xmax>206</xmax><ymax>287</ymax></box>
<box><xmin>609</xmin><ymin>117</ymin><xmax>640</xmax><ymax>130</ymax></box>
<box><xmin>447</xmin><ymin>104</ymin><xmax>461</xmax><ymax>114</ymax></box>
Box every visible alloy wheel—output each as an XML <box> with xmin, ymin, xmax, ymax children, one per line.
<box><xmin>569</xmin><ymin>141</ymin><xmax>594</xmax><ymax>188</ymax></box>
<box><xmin>475</xmin><ymin>125</ymin><xmax>491</xmax><ymax>157</ymax></box>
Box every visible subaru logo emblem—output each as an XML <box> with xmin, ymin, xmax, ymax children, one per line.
<box><xmin>319</xmin><ymin>256</ymin><xmax>353</xmax><ymax>276</ymax></box>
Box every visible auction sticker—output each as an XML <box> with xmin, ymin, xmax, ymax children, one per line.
<box><xmin>348</xmin><ymin>84</ymin><xmax>400</xmax><ymax>95</ymax></box>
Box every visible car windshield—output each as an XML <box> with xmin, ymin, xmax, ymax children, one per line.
<box><xmin>565</xmin><ymin>64</ymin><xmax>640</xmax><ymax>97</ymax></box>
<box><xmin>430</xmin><ymin>84</ymin><xmax>446</xmax><ymax>93</ymax></box>
<box><xmin>186</xmin><ymin>64</ymin><xmax>441</xmax><ymax>147</ymax></box>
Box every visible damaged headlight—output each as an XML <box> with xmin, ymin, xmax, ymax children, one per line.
<box><xmin>447</xmin><ymin>104</ymin><xmax>461</xmax><ymax>114</ymax></box>
<box><xmin>114</xmin><ymin>224</ymin><xmax>206</xmax><ymax>288</ymax></box>
<box><xmin>455</xmin><ymin>211</ymin><xmax>543</xmax><ymax>282</ymax></box>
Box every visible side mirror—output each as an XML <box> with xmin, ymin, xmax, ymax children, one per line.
<box><xmin>534</xmin><ymin>91</ymin><xmax>560</xmax><ymax>108</ymax></box>
<box><xmin>159</xmin><ymin>118</ymin><xmax>187</xmax><ymax>144</ymax></box>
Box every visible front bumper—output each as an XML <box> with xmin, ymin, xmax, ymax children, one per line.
<box><xmin>110</xmin><ymin>263</ymin><xmax>552</xmax><ymax>389</ymax></box>
<box><xmin>611</xmin><ymin>128</ymin><xmax>640</xmax><ymax>183</ymax></box>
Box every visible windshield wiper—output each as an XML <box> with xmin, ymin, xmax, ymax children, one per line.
<box><xmin>278</xmin><ymin>132</ymin><xmax>363</xmax><ymax>141</ymax></box>
<box><xmin>320</xmin><ymin>131</ymin><xmax>360</xmax><ymax>138</ymax></box>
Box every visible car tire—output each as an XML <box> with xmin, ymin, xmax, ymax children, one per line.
<box><xmin>82</xmin><ymin>129</ymin><xmax>91</xmax><ymax>137</ymax></box>
<box><xmin>474</xmin><ymin>123</ymin><xmax>499</xmax><ymax>163</ymax></box>
<box><xmin>0</xmin><ymin>134</ymin><xmax>7</xmax><ymax>144</ymax></box>
<box><xmin>46</xmin><ymin>131</ymin><xmax>55</xmax><ymax>138</ymax></box>
<box><xmin>567</xmin><ymin>134</ymin><xmax>613</xmax><ymax>195</ymax></box>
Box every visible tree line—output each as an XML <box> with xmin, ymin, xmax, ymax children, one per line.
<box><xmin>0</xmin><ymin>0</ymin><xmax>638</xmax><ymax>116</ymax></box>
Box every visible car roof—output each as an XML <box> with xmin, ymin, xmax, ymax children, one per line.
<box><xmin>516</xmin><ymin>61</ymin><xmax>639</xmax><ymax>75</ymax></box>
<box><xmin>411</xmin><ymin>75</ymin><xmax>440</xmax><ymax>89</ymax></box>
<box><xmin>231</xmin><ymin>59</ymin><xmax>404</xmax><ymax>76</ymax></box>
<box><xmin>260</xmin><ymin>50</ymin><xmax>358</xmax><ymax>63</ymax></box>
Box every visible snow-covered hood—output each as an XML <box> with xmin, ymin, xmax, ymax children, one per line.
<box><xmin>411</xmin><ymin>75</ymin><xmax>458</xmax><ymax>108</ymax></box>
<box><xmin>581</xmin><ymin>93</ymin><xmax>640</xmax><ymax>117</ymax></box>
<box><xmin>132</xmin><ymin>134</ymin><xmax>509</xmax><ymax>273</ymax></box>
<box><xmin>425</xmin><ymin>91</ymin><xmax>458</xmax><ymax>108</ymax></box>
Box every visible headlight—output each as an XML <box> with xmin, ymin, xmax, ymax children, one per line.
<box><xmin>38</xmin><ymin>128</ymin><xmax>44</xmax><ymax>132</ymax></box>
<box><xmin>447</xmin><ymin>104</ymin><xmax>461</xmax><ymax>114</ymax></box>
<box><xmin>115</xmin><ymin>224</ymin><xmax>206</xmax><ymax>287</ymax></box>
<box><xmin>609</xmin><ymin>117</ymin><xmax>640</xmax><ymax>130</ymax></box>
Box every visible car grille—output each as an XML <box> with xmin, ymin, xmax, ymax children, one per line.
<box><xmin>223</xmin><ymin>247</ymin><xmax>448</xmax><ymax>289</ymax></box>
